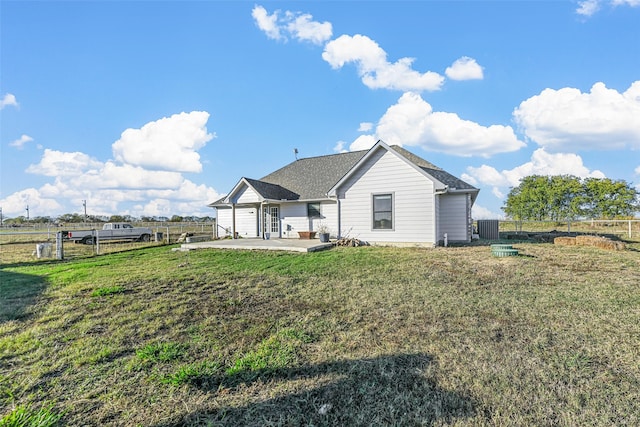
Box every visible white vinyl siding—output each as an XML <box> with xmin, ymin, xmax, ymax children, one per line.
<box><xmin>438</xmin><ymin>194</ymin><xmax>470</xmax><ymax>242</ymax></box>
<box><xmin>280</xmin><ymin>201</ymin><xmax>338</xmax><ymax>239</ymax></box>
<box><xmin>337</xmin><ymin>148</ymin><xmax>436</xmax><ymax>244</ymax></box>
<box><xmin>234</xmin><ymin>184</ymin><xmax>261</xmax><ymax>204</ymax></box>
<box><xmin>215</xmin><ymin>206</ymin><xmax>259</xmax><ymax>238</ymax></box>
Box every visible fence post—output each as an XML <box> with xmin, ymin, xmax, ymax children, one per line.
<box><xmin>56</xmin><ymin>231</ymin><xmax>64</xmax><ymax>260</ymax></box>
<box><xmin>629</xmin><ymin>220</ymin><xmax>632</xmax><ymax>239</ymax></box>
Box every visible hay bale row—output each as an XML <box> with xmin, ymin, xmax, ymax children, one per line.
<box><xmin>554</xmin><ymin>236</ymin><xmax>576</xmax><ymax>246</ymax></box>
<box><xmin>554</xmin><ymin>235</ymin><xmax>625</xmax><ymax>250</ymax></box>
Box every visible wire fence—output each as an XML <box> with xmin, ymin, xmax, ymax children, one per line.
<box><xmin>2</xmin><ymin>219</ymin><xmax>638</xmax><ymax>264</ymax></box>
<box><xmin>0</xmin><ymin>222</ymin><xmax>216</xmax><ymax>264</ymax></box>
<box><xmin>496</xmin><ymin>219</ymin><xmax>640</xmax><ymax>240</ymax></box>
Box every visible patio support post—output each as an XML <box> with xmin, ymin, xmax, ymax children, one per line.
<box><xmin>232</xmin><ymin>203</ymin><xmax>237</xmax><ymax>239</ymax></box>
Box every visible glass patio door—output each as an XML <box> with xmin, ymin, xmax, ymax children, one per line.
<box><xmin>263</xmin><ymin>206</ymin><xmax>280</xmax><ymax>237</ymax></box>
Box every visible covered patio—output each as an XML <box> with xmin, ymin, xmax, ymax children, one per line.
<box><xmin>174</xmin><ymin>238</ymin><xmax>333</xmax><ymax>253</ymax></box>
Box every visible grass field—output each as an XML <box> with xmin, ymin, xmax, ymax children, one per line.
<box><xmin>1</xmin><ymin>240</ymin><xmax>639</xmax><ymax>426</ymax></box>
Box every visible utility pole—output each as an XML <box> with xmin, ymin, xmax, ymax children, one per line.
<box><xmin>83</xmin><ymin>200</ymin><xmax>87</xmax><ymax>222</ymax></box>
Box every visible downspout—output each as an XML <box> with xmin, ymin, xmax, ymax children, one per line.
<box><xmin>336</xmin><ymin>196</ymin><xmax>342</xmax><ymax>239</ymax></box>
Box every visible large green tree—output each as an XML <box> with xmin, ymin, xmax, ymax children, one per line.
<box><xmin>502</xmin><ymin>175</ymin><xmax>639</xmax><ymax>220</ymax></box>
<box><xmin>581</xmin><ymin>177</ymin><xmax>639</xmax><ymax>219</ymax></box>
<box><xmin>503</xmin><ymin>175</ymin><xmax>584</xmax><ymax>221</ymax></box>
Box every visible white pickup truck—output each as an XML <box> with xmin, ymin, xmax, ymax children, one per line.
<box><xmin>64</xmin><ymin>222</ymin><xmax>153</xmax><ymax>244</ymax></box>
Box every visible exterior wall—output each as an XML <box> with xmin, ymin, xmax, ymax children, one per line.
<box><xmin>215</xmin><ymin>206</ymin><xmax>259</xmax><ymax>238</ymax></box>
<box><xmin>217</xmin><ymin>201</ymin><xmax>338</xmax><ymax>239</ymax></box>
<box><xmin>233</xmin><ymin>184</ymin><xmax>260</xmax><ymax>204</ymax></box>
<box><xmin>438</xmin><ymin>193</ymin><xmax>471</xmax><ymax>243</ymax></box>
<box><xmin>336</xmin><ymin>148</ymin><xmax>436</xmax><ymax>244</ymax></box>
<box><xmin>280</xmin><ymin>201</ymin><xmax>338</xmax><ymax>239</ymax></box>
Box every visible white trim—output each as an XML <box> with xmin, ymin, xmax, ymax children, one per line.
<box><xmin>328</xmin><ymin>140</ymin><xmax>447</xmax><ymax>196</ymax></box>
<box><xmin>371</xmin><ymin>192</ymin><xmax>395</xmax><ymax>231</ymax></box>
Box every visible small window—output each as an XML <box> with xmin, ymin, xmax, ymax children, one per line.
<box><xmin>307</xmin><ymin>202</ymin><xmax>321</xmax><ymax>218</ymax></box>
<box><xmin>373</xmin><ymin>194</ymin><xmax>393</xmax><ymax>230</ymax></box>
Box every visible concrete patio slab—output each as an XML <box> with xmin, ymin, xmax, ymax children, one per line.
<box><xmin>174</xmin><ymin>238</ymin><xmax>333</xmax><ymax>253</ymax></box>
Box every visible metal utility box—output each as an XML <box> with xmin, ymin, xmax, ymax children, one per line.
<box><xmin>477</xmin><ymin>220</ymin><xmax>500</xmax><ymax>240</ymax></box>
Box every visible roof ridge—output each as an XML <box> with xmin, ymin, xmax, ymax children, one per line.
<box><xmin>389</xmin><ymin>145</ymin><xmax>443</xmax><ymax>171</ymax></box>
<box><xmin>295</xmin><ymin>149</ymin><xmax>369</xmax><ymax>161</ymax></box>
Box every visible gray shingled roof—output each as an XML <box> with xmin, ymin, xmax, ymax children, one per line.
<box><xmin>244</xmin><ymin>178</ymin><xmax>300</xmax><ymax>200</ymax></box>
<box><xmin>391</xmin><ymin>146</ymin><xmax>478</xmax><ymax>191</ymax></box>
<box><xmin>210</xmin><ymin>143</ymin><xmax>476</xmax><ymax>207</ymax></box>
<box><xmin>259</xmin><ymin>150</ymin><xmax>367</xmax><ymax>199</ymax></box>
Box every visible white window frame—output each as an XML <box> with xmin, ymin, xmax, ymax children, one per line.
<box><xmin>372</xmin><ymin>193</ymin><xmax>394</xmax><ymax>231</ymax></box>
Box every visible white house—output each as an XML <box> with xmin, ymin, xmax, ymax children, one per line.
<box><xmin>209</xmin><ymin>141</ymin><xmax>479</xmax><ymax>246</ymax></box>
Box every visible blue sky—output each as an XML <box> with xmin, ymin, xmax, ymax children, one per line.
<box><xmin>1</xmin><ymin>0</ymin><xmax>639</xmax><ymax>220</ymax></box>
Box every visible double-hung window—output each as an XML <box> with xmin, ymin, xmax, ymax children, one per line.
<box><xmin>372</xmin><ymin>193</ymin><xmax>393</xmax><ymax>230</ymax></box>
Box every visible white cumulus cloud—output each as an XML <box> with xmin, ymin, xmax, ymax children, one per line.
<box><xmin>112</xmin><ymin>111</ymin><xmax>214</xmax><ymax>173</ymax></box>
<box><xmin>252</xmin><ymin>5</ymin><xmax>332</xmax><ymax>45</ymax></box>
<box><xmin>74</xmin><ymin>162</ymin><xmax>185</xmax><ymax>190</ymax></box>
<box><xmin>465</xmin><ymin>148</ymin><xmax>606</xmax><ymax>197</ymax></box>
<box><xmin>5</xmin><ymin>111</ymin><xmax>222</xmax><ymax>218</ymax></box>
<box><xmin>577</xmin><ymin>0</ymin><xmax>601</xmax><ymax>16</ymax></box>
<box><xmin>322</xmin><ymin>35</ymin><xmax>445</xmax><ymax>92</ymax></box>
<box><xmin>445</xmin><ymin>57</ymin><xmax>484</xmax><ymax>81</ymax></box>
<box><xmin>333</xmin><ymin>141</ymin><xmax>348</xmax><ymax>153</ymax></box>
<box><xmin>472</xmin><ymin>204</ymin><xmax>504</xmax><ymax>220</ymax></box>
<box><xmin>0</xmin><ymin>188</ymin><xmax>63</xmax><ymax>217</ymax></box>
<box><xmin>577</xmin><ymin>0</ymin><xmax>640</xmax><ymax>16</ymax></box>
<box><xmin>286</xmin><ymin>11</ymin><xmax>333</xmax><ymax>45</ymax></box>
<box><xmin>513</xmin><ymin>81</ymin><xmax>640</xmax><ymax>151</ymax></box>
<box><xmin>252</xmin><ymin>5</ymin><xmax>282</xmax><ymax>41</ymax></box>
<box><xmin>358</xmin><ymin>122</ymin><xmax>373</xmax><ymax>132</ymax></box>
<box><xmin>26</xmin><ymin>149</ymin><xmax>103</xmax><ymax>177</ymax></box>
<box><xmin>350</xmin><ymin>92</ymin><xmax>525</xmax><ymax>157</ymax></box>
<box><xmin>0</xmin><ymin>93</ymin><xmax>18</xmax><ymax>109</ymax></box>
<box><xmin>348</xmin><ymin>134</ymin><xmax>378</xmax><ymax>152</ymax></box>
<box><xmin>9</xmin><ymin>134</ymin><xmax>34</xmax><ymax>149</ymax></box>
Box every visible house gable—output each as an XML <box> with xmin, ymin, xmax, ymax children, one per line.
<box><xmin>329</xmin><ymin>141</ymin><xmax>447</xmax><ymax>197</ymax></box>
<box><xmin>335</xmin><ymin>144</ymin><xmax>438</xmax><ymax>244</ymax></box>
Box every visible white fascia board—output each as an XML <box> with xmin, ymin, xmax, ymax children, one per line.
<box><xmin>224</xmin><ymin>177</ymin><xmax>265</xmax><ymax>204</ymax></box>
<box><xmin>328</xmin><ymin>140</ymin><xmax>446</xmax><ymax>195</ymax></box>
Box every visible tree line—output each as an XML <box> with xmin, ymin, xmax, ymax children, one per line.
<box><xmin>502</xmin><ymin>175</ymin><xmax>639</xmax><ymax>221</ymax></box>
<box><xmin>0</xmin><ymin>214</ymin><xmax>215</xmax><ymax>225</ymax></box>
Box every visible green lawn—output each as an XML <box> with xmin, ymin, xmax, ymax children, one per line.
<box><xmin>1</xmin><ymin>242</ymin><xmax>639</xmax><ymax>426</ymax></box>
